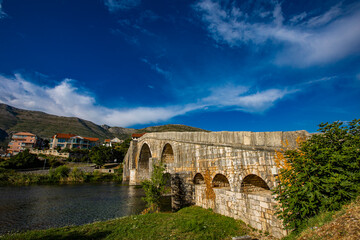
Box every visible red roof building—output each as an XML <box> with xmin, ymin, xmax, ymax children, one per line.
<box><xmin>50</xmin><ymin>133</ymin><xmax>99</xmax><ymax>150</ymax></box>
<box><xmin>132</xmin><ymin>133</ymin><xmax>146</xmax><ymax>140</ymax></box>
<box><xmin>7</xmin><ymin>132</ymin><xmax>39</xmax><ymax>155</ymax></box>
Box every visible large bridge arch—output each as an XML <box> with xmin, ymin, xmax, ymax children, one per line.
<box><xmin>137</xmin><ymin>142</ymin><xmax>152</xmax><ymax>182</ymax></box>
<box><xmin>161</xmin><ymin>143</ymin><xmax>175</xmax><ymax>165</ymax></box>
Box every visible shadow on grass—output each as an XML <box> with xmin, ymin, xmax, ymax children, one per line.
<box><xmin>34</xmin><ymin>230</ymin><xmax>111</xmax><ymax>240</ymax></box>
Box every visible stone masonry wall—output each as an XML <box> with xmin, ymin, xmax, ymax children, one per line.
<box><xmin>194</xmin><ymin>185</ymin><xmax>287</xmax><ymax>238</ymax></box>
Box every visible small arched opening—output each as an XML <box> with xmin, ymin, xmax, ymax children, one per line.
<box><xmin>193</xmin><ymin>173</ymin><xmax>205</xmax><ymax>185</ymax></box>
<box><xmin>212</xmin><ymin>174</ymin><xmax>230</xmax><ymax>189</ymax></box>
<box><xmin>163</xmin><ymin>172</ymin><xmax>172</xmax><ymax>193</ymax></box>
<box><xmin>138</xmin><ymin>143</ymin><xmax>151</xmax><ymax>179</ymax></box>
<box><xmin>240</xmin><ymin>174</ymin><xmax>270</xmax><ymax>194</ymax></box>
<box><xmin>161</xmin><ymin>143</ymin><xmax>174</xmax><ymax>164</ymax></box>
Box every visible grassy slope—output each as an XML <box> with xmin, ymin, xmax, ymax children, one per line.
<box><xmin>0</xmin><ymin>104</ymin><xmax>112</xmax><ymax>140</ymax></box>
<box><xmin>0</xmin><ymin>207</ymin><xmax>250</xmax><ymax>240</ymax></box>
<box><xmin>284</xmin><ymin>196</ymin><xmax>360</xmax><ymax>240</ymax></box>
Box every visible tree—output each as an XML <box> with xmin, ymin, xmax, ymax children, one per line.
<box><xmin>273</xmin><ymin>119</ymin><xmax>360</xmax><ymax>230</ymax></box>
<box><xmin>89</xmin><ymin>145</ymin><xmax>122</xmax><ymax>166</ymax></box>
<box><xmin>141</xmin><ymin>163</ymin><xmax>167</xmax><ymax>213</ymax></box>
<box><xmin>113</xmin><ymin>138</ymin><xmax>131</xmax><ymax>162</ymax></box>
<box><xmin>0</xmin><ymin>149</ymin><xmax>43</xmax><ymax>169</ymax></box>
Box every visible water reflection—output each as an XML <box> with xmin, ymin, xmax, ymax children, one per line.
<box><xmin>0</xmin><ymin>183</ymin><xmax>148</xmax><ymax>234</ymax></box>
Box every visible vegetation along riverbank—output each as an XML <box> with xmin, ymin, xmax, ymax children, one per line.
<box><xmin>0</xmin><ymin>165</ymin><xmax>122</xmax><ymax>185</ymax></box>
<box><xmin>0</xmin><ymin>148</ymin><xmax>123</xmax><ymax>185</ymax></box>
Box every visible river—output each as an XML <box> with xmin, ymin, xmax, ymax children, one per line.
<box><xmin>0</xmin><ymin>183</ymin><xmax>170</xmax><ymax>235</ymax></box>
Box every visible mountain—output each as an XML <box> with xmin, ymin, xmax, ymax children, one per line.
<box><xmin>0</xmin><ymin>104</ymin><xmax>208</xmax><ymax>147</ymax></box>
<box><xmin>136</xmin><ymin>124</ymin><xmax>208</xmax><ymax>133</ymax></box>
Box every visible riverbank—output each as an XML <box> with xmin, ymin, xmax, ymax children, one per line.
<box><xmin>0</xmin><ymin>166</ymin><xmax>122</xmax><ymax>185</ymax></box>
<box><xmin>0</xmin><ymin>206</ymin><xmax>257</xmax><ymax>240</ymax></box>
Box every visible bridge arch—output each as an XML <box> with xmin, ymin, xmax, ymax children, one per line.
<box><xmin>161</xmin><ymin>143</ymin><xmax>175</xmax><ymax>164</ymax></box>
<box><xmin>138</xmin><ymin>142</ymin><xmax>152</xmax><ymax>180</ymax></box>
<box><xmin>240</xmin><ymin>174</ymin><xmax>270</xmax><ymax>193</ymax></box>
<box><xmin>193</xmin><ymin>173</ymin><xmax>205</xmax><ymax>184</ymax></box>
<box><xmin>212</xmin><ymin>173</ymin><xmax>230</xmax><ymax>189</ymax></box>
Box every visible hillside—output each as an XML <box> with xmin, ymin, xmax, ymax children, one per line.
<box><xmin>0</xmin><ymin>104</ymin><xmax>208</xmax><ymax>147</ymax></box>
<box><xmin>286</xmin><ymin>196</ymin><xmax>360</xmax><ymax>240</ymax></box>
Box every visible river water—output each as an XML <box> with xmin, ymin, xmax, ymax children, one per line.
<box><xmin>0</xmin><ymin>183</ymin><xmax>168</xmax><ymax>235</ymax></box>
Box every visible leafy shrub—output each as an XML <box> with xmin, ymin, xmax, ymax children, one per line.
<box><xmin>69</xmin><ymin>167</ymin><xmax>84</xmax><ymax>182</ymax></box>
<box><xmin>141</xmin><ymin>163</ymin><xmax>166</xmax><ymax>213</ymax></box>
<box><xmin>274</xmin><ymin>119</ymin><xmax>360</xmax><ymax>230</ymax></box>
<box><xmin>0</xmin><ymin>150</ymin><xmax>43</xmax><ymax>169</ymax></box>
<box><xmin>49</xmin><ymin>165</ymin><xmax>71</xmax><ymax>181</ymax></box>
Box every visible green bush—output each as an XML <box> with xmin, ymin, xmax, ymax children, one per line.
<box><xmin>274</xmin><ymin>119</ymin><xmax>360</xmax><ymax>230</ymax></box>
<box><xmin>69</xmin><ymin>167</ymin><xmax>85</xmax><ymax>182</ymax></box>
<box><xmin>0</xmin><ymin>150</ymin><xmax>43</xmax><ymax>169</ymax></box>
<box><xmin>49</xmin><ymin>165</ymin><xmax>71</xmax><ymax>181</ymax></box>
<box><xmin>141</xmin><ymin>163</ymin><xmax>166</xmax><ymax>212</ymax></box>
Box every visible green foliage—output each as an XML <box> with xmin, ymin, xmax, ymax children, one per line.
<box><xmin>0</xmin><ymin>150</ymin><xmax>43</xmax><ymax>169</ymax></box>
<box><xmin>113</xmin><ymin>138</ymin><xmax>131</xmax><ymax>162</ymax></box>
<box><xmin>274</xmin><ymin>119</ymin><xmax>360</xmax><ymax>230</ymax></box>
<box><xmin>141</xmin><ymin>163</ymin><xmax>167</xmax><ymax>212</ymax></box>
<box><xmin>49</xmin><ymin>165</ymin><xmax>71</xmax><ymax>181</ymax></box>
<box><xmin>89</xmin><ymin>145</ymin><xmax>125</xmax><ymax>166</ymax></box>
<box><xmin>68</xmin><ymin>167</ymin><xmax>85</xmax><ymax>182</ymax></box>
<box><xmin>0</xmin><ymin>165</ymin><xmax>123</xmax><ymax>185</ymax></box>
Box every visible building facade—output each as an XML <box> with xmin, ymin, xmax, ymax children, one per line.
<box><xmin>50</xmin><ymin>133</ymin><xmax>99</xmax><ymax>150</ymax></box>
<box><xmin>103</xmin><ymin>137</ymin><xmax>124</xmax><ymax>147</ymax></box>
<box><xmin>7</xmin><ymin>132</ymin><xmax>39</xmax><ymax>155</ymax></box>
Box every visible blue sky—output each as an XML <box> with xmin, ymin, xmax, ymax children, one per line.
<box><xmin>0</xmin><ymin>0</ymin><xmax>359</xmax><ymax>132</ymax></box>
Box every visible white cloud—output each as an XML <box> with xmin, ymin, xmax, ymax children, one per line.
<box><xmin>0</xmin><ymin>74</ymin><xmax>181</xmax><ymax>127</ymax></box>
<box><xmin>0</xmin><ymin>0</ymin><xmax>7</xmax><ymax>19</ymax></box>
<box><xmin>304</xmin><ymin>3</ymin><xmax>342</xmax><ymax>27</ymax></box>
<box><xmin>194</xmin><ymin>0</ymin><xmax>360</xmax><ymax>67</ymax></box>
<box><xmin>104</xmin><ymin>0</ymin><xmax>141</xmax><ymax>12</ymax></box>
<box><xmin>202</xmin><ymin>85</ymin><xmax>294</xmax><ymax>112</ymax></box>
<box><xmin>290</xmin><ymin>12</ymin><xmax>307</xmax><ymax>23</ymax></box>
<box><xmin>0</xmin><ymin>74</ymin><xmax>297</xmax><ymax>127</ymax></box>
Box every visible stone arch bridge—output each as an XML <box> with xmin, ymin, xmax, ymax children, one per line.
<box><xmin>123</xmin><ymin>131</ymin><xmax>309</xmax><ymax>238</ymax></box>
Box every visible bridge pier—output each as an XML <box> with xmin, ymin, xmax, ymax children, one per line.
<box><xmin>170</xmin><ymin>172</ymin><xmax>194</xmax><ymax>211</ymax></box>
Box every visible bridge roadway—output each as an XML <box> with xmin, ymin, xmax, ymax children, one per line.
<box><xmin>123</xmin><ymin>131</ymin><xmax>309</xmax><ymax>238</ymax></box>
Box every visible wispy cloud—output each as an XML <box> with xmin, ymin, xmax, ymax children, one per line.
<box><xmin>104</xmin><ymin>0</ymin><xmax>141</xmax><ymax>12</ymax></box>
<box><xmin>0</xmin><ymin>0</ymin><xmax>7</xmax><ymax>19</ymax></box>
<box><xmin>141</xmin><ymin>58</ymin><xmax>172</xmax><ymax>80</ymax></box>
<box><xmin>193</xmin><ymin>0</ymin><xmax>360</xmax><ymax>67</ymax></box>
<box><xmin>304</xmin><ymin>3</ymin><xmax>342</xmax><ymax>27</ymax></box>
<box><xmin>202</xmin><ymin>85</ymin><xmax>295</xmax><ymax>112</ymax></box>
<box><xmin>0</xmin><ymin>74</ymin><xmax>300</xmax><ymax>127</ymax></box>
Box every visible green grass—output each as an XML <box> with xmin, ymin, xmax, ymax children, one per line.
<box><xmin>0</xmin><ymin>206</ymin><xmax>249</xmax><ymax>240</ymax></box>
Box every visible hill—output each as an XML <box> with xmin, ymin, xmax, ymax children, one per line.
<box><xmin>285</xmin><ymin>196</ymin><xmax>360</xmax><ymax>240</ymax></box>
<box><xmin>0</xmin><ymin>104</ymin><xmax>208</xmax><ymax>147</ymax></box>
